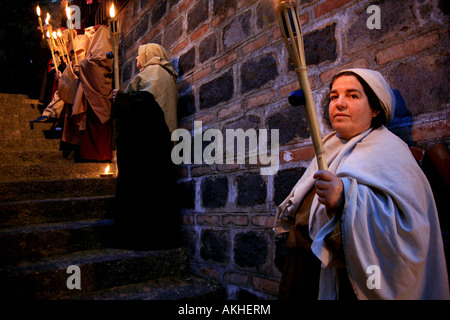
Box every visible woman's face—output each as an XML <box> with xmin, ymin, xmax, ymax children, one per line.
<box><xmin>329</xmin><ymin>75</ymin><xmax>378</xmax><ymax>140</ymax></box>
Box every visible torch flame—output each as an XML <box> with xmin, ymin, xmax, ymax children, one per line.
<box><xmin>57</xmin><ymin>29</ymin><xmax>62</xmax><ymax>37</ymax></box>
<box><xmin>52</xmin><ymin>31</ymin><xmax>57</xmax><ymax>39</ymax></box>
<box><xmin>36</xmin><ymin>5</ymin><xmax>41</xmax><ymax>17</ymax></box>
<box><xmin>105</xmin><ymin>165</ymin><xmax>111</xmax><ymax>174</ymax></box>
<box><xmin>46</xmin><ymin>31</ymin><xmax>50</xmax><ymax>38</ymax></box>
<box><xmin>45</xmin><ymin>12</ymin><xmax>50</xmax><ymax>25</ymax></box>
<box><xmin>110</xmin><ymin>4</ymin><xmax>116</xmax><ymax>18</ymax></box>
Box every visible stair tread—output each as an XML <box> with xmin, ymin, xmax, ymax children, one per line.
<box><xmin>0</xmin><ymin>218</ymin><xmax>113</xmax><ymax>235</ymax></box>
<box><xmin>0</xmin><ymin>194</ymin><xmax>114</xmax><ymax>206</ymax></box>
<box><xmin>65</xmin><ymin>275</ymin><xmax>225</xmax><ymax>300</ymax></box>
<box><xmin>1</xmin><ymin>246</ymin><xmax>186</xmax><ymax>275</ymax></box>
<box><xmin>0</xmin><ymin>195</ymin><xmax>114</xmax><ymax>228</ymax></box>
<box><xmin>0</xmin><ymin>178</ymin><xmax>116</xmax><ymax>205</ymax></box>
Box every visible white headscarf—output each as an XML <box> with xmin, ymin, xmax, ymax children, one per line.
<box><xmin>340</xmin><ymin>68</ymin><xmax>396</xmax><ymax>122</ymax></box>
<box><xmin>125</xmin><ymin>43</ymin><xmax>179</xmax><ymax>133</ymax></box>
<box><xmin>137</xmin><ymin>43</ymin><xmax>178</xmax><ymax>79</ymax></box>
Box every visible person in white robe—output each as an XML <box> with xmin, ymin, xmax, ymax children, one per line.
<box><xmin>275</xmin><ymin>68</ymin><xmax>449</xmax><ymax>300</ymax></box>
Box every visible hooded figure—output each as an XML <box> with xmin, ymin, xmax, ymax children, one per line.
<box><xmin>276</xmin><ymin>68</ymin><xmax>449</xmax><ymax>300</ymax></box>
<box><xmin>111</xmin><ymin>43</ymin><xmax>181</xmax><ymax>251</ymax></box>
<box><xmin>62</xmin><ymin>25</ymin><xmax>113</xmax><ymax>161</ymax></box>
<box><xmin>124</xmin><ymin>43</ymin><xmax>179</xmax><ymax>133</ymax></box>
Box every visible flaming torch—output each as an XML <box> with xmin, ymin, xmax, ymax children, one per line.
<box><xmin>36</xmin><ymin>5</ymin><xmax>44</xmax><ymax>39</ymax></box>
<box><xmin>57</xmin><ymin>29</ymin><xmax>70</xmax><ymax>63</ymax></box>
<box><xmin>276</xmin><ymin>1</ymin><xmax>327</xmax><ymax>170</ymax></box>
<box><xmin>65</xmin><ymin>5</ymin><xmax>78</xmax><ymax>67</ymax></box>
<box><xmin>46</xmin><ymin>31</ymin><xmax>59</xmax><ymax>72</ymax></box>
<box><xmin>44</xmin><ymin>13</ymin><xmax>59</xmax><ymax>72</ymax></box>
<box><xmin>109</xmin><ymin>3</ymin><xmax>120</xmax><ymax>90</ymax></box>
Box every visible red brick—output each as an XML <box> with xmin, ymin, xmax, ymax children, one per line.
<box><xmin>280</xmin><ymin>145</ymin><xmax>315</xmax><ymax>163</ymax></box>
<box><xmin>172</xmin><ymin>38</ymin><xmax>189</xmax><ymax>55</ymax></box>
<box><xmin>176</xmin><ymin>165</ymin><xmax>189</xmax><ymax>178</ymax></box>
<box><xmin>217</xmin><ymin>162</ymin><xmax>240</xmax><ymax>171</ymax></box>
<box><xmin>197</xmin><ymin>215</ymin><xmax>220</xmax><ymax>225</ymax></box>
<box><xmin>150</xmin><ymin>22</ymin><xmax>163</xmax><ymax>37</ymax></box>
<box><xmin>252</xmin><ymin>215</ymin><xmax>274</xmax><ymax>228</ymax></box>
<box><xmin>223</xmin><ymin>272</ymin><xmax>248</xmax><ymax>286</ymax></box>
<box><xmin>195</xmin><ymin>112</ymin><xmax>214</xmax><ymax>124</ymax></box>
<box><xmin>182</xmin><ymin>215</ymin><xmax>195</xmax><ymax>225</ymax></box>
<box><xmin>242</xmin><ymin>36</ymin><xmax>268</xmax><ymax>55</ymax></box>
<box><xmin>252</xmin><ymin>276</ymin><xmax>279</xmax><ymax>295</ymax></box>
<box><xmin>215</xmin><ymin>52</ymin><xmax>237</xmax><ymax>69</ymax></box>
<box><xmin>376</xmin><ymin>33</ymin><xmax>439</xmax><ymax>65</ymax></box>
<box><xmin>222</xmin><ymin>215</ymin><xmax>248</xmax><ymax>226</ymax></box>
<box><xmin>278</xmin><ymin>81</ymin><xmax>299</xmax><ymax>99</ymax></box>
<box><xmin>179</xmin><ymin>0</ymin><xmax>196</xmax><ymax>12</ymax></box>
<box><xmin>212</xmin><ymin>6</ymin><xmax>236</xmax><ymax>28</ymax></box>
<box><xmin>412</xmin><ymin>119</ymin><xmax>450</xmax><ymax>143</ymax></box>
<box><xmin>190</xmin><ymin>24</ymin><xmax>209</xmax><ymax>42</ymax></box>
<box><xmin>140</xmin><ymin>33</ymin><xmax>150</xmax><ymax>45</ymax></box>
<box><xmin>218</xmin><ymin>103</ymin><xmax>242</xmax><ymax>119</ymax></box>
<box><xmin>320</xmin><ymin>58</ymin><xmax>369</xmax><ymax>83</ymax></box>
<box><xmin>245</xmin><ymin>91</ymin><xmax>274</xmax><ymax>109</ymax></box>
<box><xmin>315</xmin><ymin>0</ymin><xmax>352</xmax><ymax>18</ymax></box>
<box><xmin>237</xmin><ymin>0</ymin><xmax>253</xmax><ymax>10</ymax></box>
<box><xmin>193</xmin><ymin>66</ymin><xmax>212</xmax><ymax>82</ymax></box>
<box><xmin>191</xmin><ymin>165</ymin><xmax>212</xmax><ymax>176</ymax></box>
<box><xmin>199</xmin><ymin>266</ymin><xmax>220</xmax><ymax>279</ymax></box>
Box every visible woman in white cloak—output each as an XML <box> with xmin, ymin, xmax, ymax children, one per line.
<box><xmin>276</xmin><ymin>68</ymin><xmax>449</xmax><ymax>300</ymax></box>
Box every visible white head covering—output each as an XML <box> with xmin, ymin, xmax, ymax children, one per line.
<box><xmin>138</xmin><ymin>43</ymin><xmax>178</xmax><ymax>79</ymax></box>
<box><xmin>340</xmin><ymin>68</ymin><xmax>396</xmax><ymax>123</ymax></box>
<box><xmin>125</xmin><ymin>43</ymin><xmax>179</xmax><ymax>133</ymax></box>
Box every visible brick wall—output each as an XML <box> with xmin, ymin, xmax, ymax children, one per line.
<box><xmin>117</xmin><ymin>0</ymin><xmax>449</xmax><ymax>299</ymax></box>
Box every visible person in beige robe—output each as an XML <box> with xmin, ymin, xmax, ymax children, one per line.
<box><xmin>110</xmin><ymin>43</ymin><xmax>181</xmax><ymax>251</ymax></box>
<box><xmin>62</xmin><ymin>25</ymin><xmax>113</xmax><ymax>161</ymax></box>
<box><xmin>119</xmin><ymin>43</ymin><xmax>179</xmax><ymax>133</ymax></box>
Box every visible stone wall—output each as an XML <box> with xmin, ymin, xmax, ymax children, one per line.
<box><xmin>116</xmin><ymin>0</ymin><xmax>449</xmax><ymax>299</ymax></box>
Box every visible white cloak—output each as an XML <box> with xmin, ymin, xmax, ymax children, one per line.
<box><xmin>275</xmin><ymin>126</ymin><xmax>449</xmax><ymax>300</ymax></box>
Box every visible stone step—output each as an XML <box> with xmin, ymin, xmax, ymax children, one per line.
<box><xmin>0</xmin><ymin>115</ymin><xmax>53</xmax><ymax>131</ymax></box>
<box><xmin>0</xmin><ymin>127</ymin><xmax>45</xmax><ymax>141</ymax></box>
<box><xmin>0</xmin><ymin>138</ymin><xmax>60</xmax><ymax>151</ymax></box>
<box><xmin>0</xmin><ymin>247</ymin><xmax>189</xmax><ymax>299</ymax></box>
<box><xmin>0</xmin><ymin>195</ymin><xmax>114</xmax><ymax>228</ymax></box>
<box><xmin>0</xmin><ymin>219</ymin><xmax>114</xmax><ymax>265</ymax></box>
<box><xmin>0</xmin><ymin>150</ymin><xmax>71</xmax><ymax>165</ymax></box>
<box><xmin>0</xmin><ymin>162</ymin><xmax>116</xmax><ymax>183</ymax></box>
<box><xmin>0</xmin><ymin>94</ymin><xmax>43</xmax><ymax>117</ymax></box>
<box><xmin>64</xmin><ymin>275</ymin><xmax>226</xmax><ymax>300</ymax></box>
<box><xmin>0</xmin><ymin>178</ymin><xmax>116</xmax><ymax>202</ymax></box>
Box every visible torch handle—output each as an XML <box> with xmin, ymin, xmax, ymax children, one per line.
<box><xmin>277</xmin><ymin>1</ymin><xmax>328</xmax><ymax>171</ymax></box>
<box><xmin>296</xmin><ymin>68</ymin><xmax>328</xmax><ymax>170</ymax></box>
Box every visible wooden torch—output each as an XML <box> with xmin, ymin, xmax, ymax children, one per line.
<box><xmin>275</xmin><ymin>0</ymin><xmax>327</xmax><ymax>170</ymax></box>
<box><xmin>109</xmin><ymin>3</ymin><xmax>120</xmax><ymax>90</ymax></box>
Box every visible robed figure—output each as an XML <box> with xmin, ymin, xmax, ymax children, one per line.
<box><xmin>111</xmin><ymin>43</ymin><xmax>181</xmax><ymax>251</ymax></box>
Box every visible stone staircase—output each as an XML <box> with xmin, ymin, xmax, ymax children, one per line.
<box><xmin>0</xmin><ymin>93</ymin><xmax>225</xmax><ymax>300</ymax></box>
